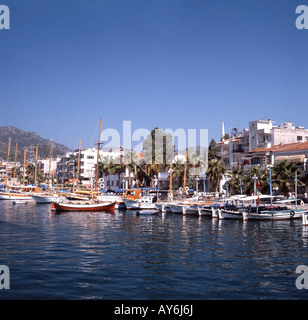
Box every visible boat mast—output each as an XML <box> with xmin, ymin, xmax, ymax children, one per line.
<box><xmin>13</xmin><ymin>142</ymin><xmax>18</xmax><ymax>184</ymax></box>
<box><xmin>34</xmin><ymin>145</ymin><xmax>38</xmax><ymax>186</ymax></box>
<box><xmin>5</xmin><ymin>138</ymin><xmax>11</xmax><ymax>190</ymax></box>
<box><xmin>76</xmin><ymin>139</ymin><xmax>81</xmax><ymax>192</ymax></box>
<box><xmin>48</xmin><ymin>139</ymin><xmax>53</xmax><ymax>189</ymax></box>
<box><xmin>182</xmin><ymin>151</ymin><xmax>187</xmax><ymax>202</ymax></box>
<box><xmin>169</xmin><ymin>163</ymin><xmax>172</xmax><ymax>201</ymax></box>
<box><xmin>23</xmin><ymin>149</ymin><xmax>26</xmax><ymax>185</ymax></box>
<box><xmin>95</xmin><ymin>119</ymin><xmax>102</xmax><ymax>192</ymax></box>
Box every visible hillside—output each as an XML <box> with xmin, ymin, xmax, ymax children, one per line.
<box><xmin>0</xmin><ymin>126</ymin><xmax>71</xmax><ymax>162</ymax></box>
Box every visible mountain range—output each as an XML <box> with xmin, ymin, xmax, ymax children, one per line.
<box><xmin>0</xmin><ymin>126</ymin><xmax>71</xmax><ymax>162</ymax></box>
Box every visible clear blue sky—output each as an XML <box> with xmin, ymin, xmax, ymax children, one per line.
<box><xmin>1</xmin><ymin>0</ymin><xmax>307</xmax><ymax>150</ymax></box>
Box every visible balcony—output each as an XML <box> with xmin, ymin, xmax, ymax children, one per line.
<box><xmin>257</xmin><ymin>128</ymin><xmax>271</xmax><ymax>136</ymax></box>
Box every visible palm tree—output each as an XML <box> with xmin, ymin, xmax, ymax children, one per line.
<box><xmin>206</xmin><ymin>159</ymin><xmax>227</xmax><ymax>192</ymax></box>
<box><xmin>228</xmin><ymin>168</ymin><xmax>245</xmax><ymax>195</ymax></box>
<box><xmin>98</xmin><ymin>155</ymin><xmax>114</xmax><ymax>188</ymax></box>
<box><xmin>242</xmin><ymin>165</ymin><xmax>269</xmax><ymax>195</ymax></box>
<box><xmin>272</xmin><ymin>160</ymin><xmax>300</xmax><ymax>196</ymax></box>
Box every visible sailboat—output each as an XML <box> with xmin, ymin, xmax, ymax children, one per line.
<box><xmin>50</xmin><ymin>119</ymin><xmax>115</xmax><ymax>212</ymax></box>
<box><xmin>51</xmin><ymin>199</ymin><xmax>116</xmax><ymax>212</ymax></box>
<box><xmin>0</xmin><ymin>141</ymin><xmax>40</xmax><ymax>200</ymax></box>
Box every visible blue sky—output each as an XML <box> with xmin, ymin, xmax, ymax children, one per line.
<box><xmin>1</xmin><ymin>0</ymin><xmax>307</xmax><ymax>150</ymax></box>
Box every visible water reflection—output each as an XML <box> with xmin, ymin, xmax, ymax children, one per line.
<box><xmin>0</xmin><ymin>201</ymin><xmax>307</xmax><ymax>299</ymax></box>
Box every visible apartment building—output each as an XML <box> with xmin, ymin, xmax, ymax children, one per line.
<box><xmin>56</xmin><ymin>148</ymin><xmax>140</xmax><ymax>189</ymax></box>
<box><xmin>218</xmin><ymin>119</ymin><xmax>308</xmax><ymax>170</ymax></box>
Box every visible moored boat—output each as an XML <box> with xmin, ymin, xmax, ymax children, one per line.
<box><xmin>242</xmin><ymin>208</ymin><xmax>306</xmax><ymax>221</ymax></box>
<box><xmin>51</xmin><ymin>200</ymin><xmax>116</xmax><ymax>212</ymax></box>
<box><xmin>32</xmin><ymin>193</ymin><xmax>66</xmax><ymax>204</ymax></box>
<box><xmin>0</xmin><ymin>185</ymin><xmax>42</xmax><ymax>200</ymax></box>
<box><xmin>123</xmin><ymin>195</ymin><xmax>157</xmax><ymax>210</ymax></box>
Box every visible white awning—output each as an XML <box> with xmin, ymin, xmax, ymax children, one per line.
<box><xmin>275</xmin><ymin>154</ymin><xmax>306</xmax><ymax>163</ymax></box>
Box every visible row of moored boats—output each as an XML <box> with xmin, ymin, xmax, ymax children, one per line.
<box><xmin>1</xmin><ymin>186</ymin><xmax>308</xmax><ymax>224</ymax></box>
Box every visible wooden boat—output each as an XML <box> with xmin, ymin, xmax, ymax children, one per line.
<box><xmin>51</xmin><ymin>200</ymin><xmax>116</xmax><ymax>212</ymax></box>
<box><xmin>198</xmin><ymin>204</ymin><xmax>220</xmax><ymax>216</ymax></box>
<box><xmin>242</xmin><ymin>208</ymin><xmax>306</xmax><ymax>221</ymax></box>
<box><xmin>0</xmin><ymin>185</ymin><xmax>42</xmax><ymax>200</ymax></box>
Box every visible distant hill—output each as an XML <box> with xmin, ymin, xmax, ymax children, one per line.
<box><xmin>0</xmin><ymin>126</ymin><xmax>71</xmax><ymax>162</ymax></box>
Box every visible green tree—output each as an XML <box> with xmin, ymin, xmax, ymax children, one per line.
<box><xmin>206</xmin><ymin>159</ymin><xmax>227</xmax><ymax>192</ymax></box>
<box><xmin>242</xmin><ymin>165</ymin><xmax>269</xmax><ymax>195</ymax></box>
<box><xmin>228</xmin><ymin>168</ymin><xmax>245</xmax><ymax>195</ymax></box>
<box><xmin>208</xmin><ymin>138</ymin><xmax>220</xmax><ymax>161</ymax></box>
<box><xmin>272</xmin><ymin>160</ymin><xmax>301</xmax><ymax>196</ymax></box>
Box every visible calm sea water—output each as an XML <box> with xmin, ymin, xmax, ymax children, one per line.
<box><xmin>0</xmin><ymin>200</ymin><xmax>308</xmax><ymax>300</ymax></box>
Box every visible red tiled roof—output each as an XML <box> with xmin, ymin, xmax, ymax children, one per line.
<box><xmin>249</xmin><ymin>141</ymin><xmax>308</xmax><ymax>153</ymax></box>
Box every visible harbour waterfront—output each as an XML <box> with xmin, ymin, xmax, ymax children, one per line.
<box><xmin>1</xmin><ymin>200</ymin><xmax>308</xmax><ymax>300</ymax></box>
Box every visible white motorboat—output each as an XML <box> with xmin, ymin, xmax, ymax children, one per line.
<box><xmin>32</xmin><ymin>193</ymin><xmax>66</xmax><ymax>204</ymax></box>
<box><xmin>123</xmin><ymin>195</ymin><xmax>157</xmax><ymax>210</ymax></box>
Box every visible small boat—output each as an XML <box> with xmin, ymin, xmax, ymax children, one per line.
<box><xmin>123</xmin><ymin>195</ymin><xmax>157</xmax><ymax>210</ymax></box>
<box><xmin>12</xmin><ymin>200</ymin><xmax>28</xmax><ymax>204</ymax></box>
<box><xmin>168</xmin><ymin>203</ymin><xmax>189</xmax><ymax>214</ymax></box>
<box><xmin>242</xmin><ymin>208</ymin><xmax>306</xmax><ymax>221</ymax></box>
<box><xmin>183</xmin><ymin>204</ymin><xmax>201</xmax><ymax>215</ymax></box>
<box><xmin>51</xmin><ymin>200</ymin><xmax>116</xmax><ymax>212</ymax></box>
<box><xmin>198</xmin><ymin>204</ymin><xmax>220</xmax><ymax>216</ymax></box>
<box><xmin>0</xmin><ymin>185</ymin><xmax>41</xmax><ymax>200</ymax></box>
<box><xmin>155</xmin><ymin>202</ymin><xmax>172</xmax><ymax>213</ymax></box>
<box><xmin>32</xmin><ymin>193</ymin><xmax>66</xmax><ymax>204</ymax></box>
<box><xmin>218</xmin><ymin>208</ymin><xmax>243</xmax><ymax>219</ymax></box>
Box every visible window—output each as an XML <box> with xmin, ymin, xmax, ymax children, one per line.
<box><xmin>87</xmin><ymin>155</ymin><xmax>94</xmax><ymax>159</ymax></box>
<box><xmin>297</xmin><ymin>136</ymin><xmax>303</xmax><ymax>141</ymax></box>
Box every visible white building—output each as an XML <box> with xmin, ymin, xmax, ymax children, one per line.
<box><xmin>56</xmin><ymin>148</ymin><xmax>142</xmax><ymax>189</ymax></box>
<box><xmin>218</xmin><ymin>119</ymin><xmax>308</xmax><ymax>170</ymax></box>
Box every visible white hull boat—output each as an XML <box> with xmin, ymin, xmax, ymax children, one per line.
<box><xmin>0</xmin><ymin>192</ymin><xmax>32</xmax><ymax>200</ymax></box>
<box><xmin>123</xmin><ymin>198</ymin><xmax>157</xmax><ymax>210</ymax></box>
<box><xmin>168</xmin><ymin>204</ymin><xmax>189</xmax><ymax>214</ymax></box>
<box><xmin>97</xmin><ymin>195</ymin><xmax>124</xmax><ymax>209</ymax></box>
<box><xmin>218</xmin><ymin>208</ymin><xmax>243</xmax><ymax>219</ymax></box>
<box><xmin>155</xmin><ymin>202</ymin><xmax>172</xmax><ymax>213</ymax></box>
<box><xmin>32</xmin><ymin>193</ymin><xmax>66</xmax><ymax>204</ymax></box>
<box><xmin>198</xmin><ymin>206</ymin><xmax>219</xmax><ymax>216</ymax></box>
<box><xmin>243</xmin><ymin>208</ymin><xmax>306</xmax><ymax>221</ymax></box>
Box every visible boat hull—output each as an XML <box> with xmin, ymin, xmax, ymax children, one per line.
<box><xmin>243</xmin><ymin>209</ymin><xmax>305</xmax><ymax>220</ymax></box>
<box><xmin>0</xmin><ymin>192</ymin><xmax>32</xmax><ymax>200</ymax></box>
<box><xmin>123</xmin><ymin>199</ymin><xmax>156</xmax><ymax>210</ymax></box>
<box><xmin>51</xmin><ymin>201</ymin><xmax>116</xmax><ymax>212</ymax></box>
<box><xmin>219</xmin><ymin>209</ymin><xmax>243</xmax><ymax>219</ymax></box>
<box><xmin>32</xmin><ymin>194</ymin><xmax>66</xmax><ymax>204</ymax></box>
<box><xmin>155</xmin><ymin>203</ymin><xmax>172</xmax><ymax>213</ymax></box>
